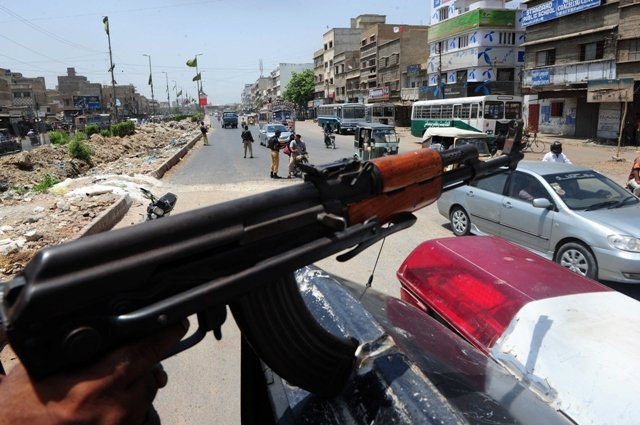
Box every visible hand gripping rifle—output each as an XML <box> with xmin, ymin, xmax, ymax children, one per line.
<box><xmin>0</xmin><ymin>123</ymin><xmax>523</xmax><ymax>397</ymax></box>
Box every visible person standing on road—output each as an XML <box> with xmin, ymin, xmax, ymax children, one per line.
<box><xmin>241</xmin><ymin>125</ymin><xmax>254</xmax><ymax>159</ymax></box>
<box><xmin>627</xmin><ymin>155</ymin><xmax>640</xmax><ymax>196</ymax></box>
<box><xmin>268</xmin><ymin>130</ymin><xmax>283</xmax><ymax>179</ymax></box>
<box><xmin>542</xmin><ymin>141</ymin><xmax>571</xmax><ymax>163</ymax></box>
<box><xmin>200</xmin><ymin>121</ymin><xmax>209</xmax><ymax>146</ymax></box>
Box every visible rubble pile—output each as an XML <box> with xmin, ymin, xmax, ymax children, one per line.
<box><xmin>0</xmin><ymin>120</ymin><xmax>199</xmax><ymax>279</ymax></box>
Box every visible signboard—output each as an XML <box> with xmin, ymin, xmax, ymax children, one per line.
<box><xmin>532</xmin><ymin>69</ymin><xmax>551</xmax><ymax>86</ymax></box>
<box><xmin>406</xmin><ymin>64</ymin><xmax>421</xmax><ymax>76</ymax></box>
<box><xmin>369</xmin><ymin>86</ymin><xmax>390</xmax><ymax>100</ymax></box>
<box><xmin>587</xmin><ymin>78</ymin><xmax>634</xmax><ymax>103</ymax></box>
<box><xmin>199</xmin><ymin>97</ymin><xmax>207</xmax><ymax>106</ymax></box>
<box><xmin>429</xmin><ymin>10</ymin><xmax>515</xmax><ymax>40</ymax></box>
<box><xmin>73</xmin><ymin>95</ymin><xmax>101</xmax><ymax>110</ymax></box>
<box><xmin>522</xmin><ymin>0</ymin><xmax>601</xmax><ymax>27</ymax></box>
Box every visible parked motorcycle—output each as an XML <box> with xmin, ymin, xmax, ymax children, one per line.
<box><xmin>140</xmin><ymin>187</ymin><xmax>177</xmax><ymax>221</ymax></box>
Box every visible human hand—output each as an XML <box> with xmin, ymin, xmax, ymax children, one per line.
<box><xmin>0</xmin><ymin>321</ymin><xmax>188</xmax><ymax>425</ymax></box>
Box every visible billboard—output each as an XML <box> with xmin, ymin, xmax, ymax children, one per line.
<box><xmin>521</xmin><ymin>0</ymin><xmax>601</xmax><ymax>27</ymax></box>
<box><xmin>73</xmin><ymin>95</ymin><xmax>101</xmax><ymax>110</ymax></box>
<box><xmin>587</xmin><ymin>79</ymin><xmax>634</xmax><ymax>103</ymax></box>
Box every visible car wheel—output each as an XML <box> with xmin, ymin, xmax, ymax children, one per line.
<box><xmin>556</xmin><ymin>242</ymin><xmax>597</xmax><ymax>279</ymax></box>
<box><xmin>449</xmin><ymin>206</ymin><xmax>471</xmax><ymax>236</ymax></box>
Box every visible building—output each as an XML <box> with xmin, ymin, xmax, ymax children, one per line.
<box><xmin>521</xmin><ymin>0</ymin><xmax>639</xmax><ymax>142</ymax></box>
<box><xmin>424</xmin><ymin>0</ymin><xmax>524</xmax><ymax>100</ymax></box>
<box><xmin>315</xmin><ymin>14</ymin><xmax>387</xmax><ymax>104</ymax></box>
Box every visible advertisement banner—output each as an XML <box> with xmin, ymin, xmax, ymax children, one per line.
<box><xmin>73</xmin><ymin>95</ymin><xmax>101</xmax><ymax>110</ymax></box>
<box><xmin>522</xmin><ymin>0</ymin><xmax>601</xmax><ymax>27</ymax></box>
<box><xmin>532</xmin><ymin>69</ymin><xmax>551</xmax><ymax>86</ymax></box>
<box><xmin>429</xmin><ymin>9</ymin><xmax>515</xmax><ymax>40</ymax></box>
<box><xmin>369</xmin><ymin>87</ymin><xmax>390</xmax><ymax>100</ymax></box>
<box><xmin>199</xmin><ymin>97</ymin><xmax>207</xmax><ymax>106</ymax></box>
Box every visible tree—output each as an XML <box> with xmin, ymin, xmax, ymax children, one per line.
<box><xmin>283</xmin><ymin>69</ymin><xmax>314</xmax><ymax>111</ymax></box>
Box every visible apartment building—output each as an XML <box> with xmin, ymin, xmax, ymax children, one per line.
<box><xmin>522</xmin><ymin>0</ymin><xmax>640</xmax><ymax>141</ymax></box>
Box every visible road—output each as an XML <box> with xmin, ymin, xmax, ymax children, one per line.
<box><xmin>153</xmin><ymin>118</ymin><xmax>452</xmax><ymax>425</ymax></box>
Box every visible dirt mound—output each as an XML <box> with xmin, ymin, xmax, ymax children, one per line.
<box><xmin>0</xmin><ymin>120</ymin><xmax>200</xmax><ymax>279</ymax></box>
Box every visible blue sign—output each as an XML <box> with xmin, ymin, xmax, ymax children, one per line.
<box><xmin>406</xmin><ymin>64</ymin><xmax>421</xmax><ymax>76</ymax></box>
<box><xmin>434</xmin><ymin>0</ymin><xmax>440</xmax><ymax>7</ymax></box>
<box><xmin>73</xmin><ymin>95</ymin><xmax>101</xmax><ymax>110</ymax></box>
<box><xmin>532</xmin><ymin>69</ymin><xmax>551</xmax><ymax>86</ymax></box>
<box><xmin>522</xmin><ymin>0</ymin><xmax>601</xmax><ymax>27</ymax></box>
<box><xmin>517</xmin><ymin>51</ymin><xmax>525</xmax><ymax>63</ymax></box>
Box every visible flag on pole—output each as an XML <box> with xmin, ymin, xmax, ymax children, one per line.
<box><xmin>186</xmin><ymin>57</ymin><xmax>198</xmax><ymax>67</ymax></box>
<box><xmin>148</xmin><ymin>74</ymin><xmax>153</xmax><ymax>85</ymax></box>
<box><xmin>103</xmin><ymin>16</ymin><xmax>109</xmax><ymax>35</ymax></box>
<box><xmin>176</xmin><ymin>90</ymin><xmax>182</xmax><ymax>97</ymax></box>
<box><xmin>192</xmin><ymin>73</ymin><xmax>201</xmax><ymax>82</ymax></box>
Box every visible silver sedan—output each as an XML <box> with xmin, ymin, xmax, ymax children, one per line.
<box><xmin>258</xmin><ymin>123</ymin><xmax>292</xmax><ymax>146</ymax></box>
<box><xmin>437</xmin><ymin>160</ymin><xmax>640</xmax><ymax>283</ymax></box>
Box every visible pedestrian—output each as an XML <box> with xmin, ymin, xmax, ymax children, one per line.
<box><xmin>288</xmin><ymin>133</ymin><xmax>307</xmax><ymax>178</ymax></box>
<box><xmin>268</xmin><ymin>130</ymin><xmax>283</xmax><ymax>179</ymax></box>
<box><xmin>241</xmin><ymin>124</ymin><xmax>254</xmax><ymax>158</ymax></box>
<box><xmin>542</xmin><ymin>141</ymin><xmax>571</xmax><ymax>163</ymax></box>
<box><xmin>627</xmin><ymin>155</ymin><xmax>640</xmax><ymax>196</ymax></box>
<box><xmin>200</xmin><ymin>121</ymin><xmax>209</xmax><ymax>146</ymax></box>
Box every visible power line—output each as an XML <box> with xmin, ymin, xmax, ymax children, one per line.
<box><xmin>0</xmin><ymin>5</ymin><xmax>103</xmax><ymax>54</ymax></box>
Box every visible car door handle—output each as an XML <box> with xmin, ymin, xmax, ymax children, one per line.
<box><xmin>503</xmin><ymin>200</ymin><xmax>513</xmax><ymax>208</ymax></box>
<box><xmin>465</xmin><ymin>190</ymin><xmax>474</xmax><ymax>198</ymax></box>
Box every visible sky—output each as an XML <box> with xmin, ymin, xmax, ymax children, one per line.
<box><xmin>0</xmin><ymin>1</ymin><xmax>430</xmax><ymax>105</ymax></box>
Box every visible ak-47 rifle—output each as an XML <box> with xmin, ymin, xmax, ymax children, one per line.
<box><xmin>0</xmin><ymin>122</ymin><xmax>523</xmax><ymax>397</ymax></box>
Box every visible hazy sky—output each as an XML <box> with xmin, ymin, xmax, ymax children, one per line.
<box><xmin>1</xmin><ymin>1</ymin><xmax>429</xmax><ymax>105</ymax></box>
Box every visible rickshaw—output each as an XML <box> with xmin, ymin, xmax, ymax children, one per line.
<box><xmin>353</xmin><ymin>123</ymin><xmax>400</xmax><ymax>160</ymax></box>
<box><xmin>247</xmin><ymin>113</ymin><xmax>257</xmax><ymax>126</ymax></box>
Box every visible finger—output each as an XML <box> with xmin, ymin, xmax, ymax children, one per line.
<box><xmin>151</xmin><ymin>363</ymin><xmax>168</xmax><ymax>389</ymax></box>
<box><xmin>104</xmin><ymin>320</ymin><xmax>189</xmax><ymax>386</ymax></box>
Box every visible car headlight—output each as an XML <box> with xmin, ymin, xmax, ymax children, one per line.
<box><xmin>608</xmin><ymin>235</ymin><xmax>640</xmax><ymax>252</ymax></box>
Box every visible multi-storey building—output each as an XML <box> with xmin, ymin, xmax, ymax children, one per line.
<box><xmin>315</xmin><ymin>14</ymin><xmax>387</xmax><ymax>104</ymax></box>
<box><xmin>521</xmin><ymin>0</ymin><xmax>640</xmax><ymax>141</ymax></box>
<box><xmin>426</xmin><ymin>0</ymin><xmax>524</xmax><ymax>100</ymax></box>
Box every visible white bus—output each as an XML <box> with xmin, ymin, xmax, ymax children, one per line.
<box><xmin>410</xmin><ymin>95</ymin><xmax>523</xmax><ymax>139</ymax></box>
<box><xmin>365</xmin><ymin>103</ymin><xmax>395</xmax><ymax>126</ymax></box>
<box><xmin>316</xmin><ymin>103</ymin><xmax>366</xmax><ymax>134</ymax></box>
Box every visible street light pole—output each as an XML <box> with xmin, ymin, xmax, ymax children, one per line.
<box><xmin>143</xmin><ymin>54</ymin><xmax>155</xmax><ymax>115</ymax></box>
<box><xmin>162</xmin><ymin>71</ymin><xmax>170</xmax><ymax>113</ymax></box>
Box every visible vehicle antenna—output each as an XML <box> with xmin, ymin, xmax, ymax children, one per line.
<box><xmin>359</xmin><ymin>237</ymin><xmax>386</xmax><ymax>299</ymax></box>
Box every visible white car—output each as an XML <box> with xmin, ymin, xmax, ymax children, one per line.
<box><xmin>258</xmin><ymin>123</ymin><xmax>292</xmax><ymax>146</ymax></box>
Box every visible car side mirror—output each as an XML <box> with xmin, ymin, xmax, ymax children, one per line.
<box><xmin>532</xmin><ymin>198</ymin><xmax>552</xmax><ymax>209</ymax></box>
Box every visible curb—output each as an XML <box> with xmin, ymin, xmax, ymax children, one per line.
<box><xmin>78</xmin><ymin>131</ymin><xmax>202</xmax><ymax>236</ymax></box>
<box><xmin>78</xmin><ymin>194</ymin><xmax>133</xmax><ymax>237</ymax></box>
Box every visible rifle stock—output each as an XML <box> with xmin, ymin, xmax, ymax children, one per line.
<box><xmin>0</xmin><ymin>122</ymin><xmax>523</xmax><ymax>396</ymax></box>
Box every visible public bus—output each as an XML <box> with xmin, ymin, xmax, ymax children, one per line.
<box><xmin>410</xmin><ymin>95</ymin><xmax>523</xmax><ymax>139</ymax></box>
<box><xmin>365</xmin><ymin>103</ymin><xmax>395</xmax><ymax>126</ymax></box>
<box><xmin>316</xmin><ymin>103</ymin><xmax>366</xmax><ymax>134</ymax></box>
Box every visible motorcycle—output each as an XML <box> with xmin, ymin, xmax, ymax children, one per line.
<box><xmin>324</xmin><ymin>132</ymin><xmax>336</xmax><ymax>149</ymax></box>
<box><xmin>140</xmin><ymin>187</ymin><xmax>178</xmax><ymax>221</ymax></box>
<box><xmin>290</xmin><ymin>152</ymin><xmax>309</xmax><ymax>178</ymax></box>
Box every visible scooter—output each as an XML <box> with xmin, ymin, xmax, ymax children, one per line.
<box><xmin>324</xmin><ymin>132</ymin><xmax>336</xmax><ymax>149</ymax></box>
<box><xmin>140</xmin><ymin>187</ymin><xmax>178</xmax><ymax>221</ymax></box>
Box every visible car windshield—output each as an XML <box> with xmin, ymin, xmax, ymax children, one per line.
<box><xmin>543</xmin><ymin>171</ymin><xmax>636</xmax><ymax>210</ymax></box>
<box><xmin>268</xmin><ymin>125</ymin><xmax>288</xmax><ymax>133</ymax></box>
<box><xmin>455</xmin><ymin>138</ymin><xmax>491</xmax><ymax>155</ymax></box>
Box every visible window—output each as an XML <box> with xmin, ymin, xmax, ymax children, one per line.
<box><xmin>551</xmin><ymin>102</ymin><xmax>564</xmax><ymax>117</ymax></box>
<box><xmin>324</xmin><ymin>44</ymin><xmax>328</xmax><ymax>51</ymax></box>
<box><xmin>497</xmin><ymin>68</ymin><xmax>514</xmax><ymax>82</ymax></box>
<box><xmin>627</xmin><ymin>38</ymin><xmax>640</xmax><ymax>62</ymax></box>
<box><xmin>535</xmin><ymin>49</ymin><xmax>555</xmax><ymax>66</ymax></box>
<box><xmin>471</xmin><ymin>103</ymin><xmax>479</xmax><ymax>118</ymax></box>
<box><xmin>370</xmin><ymin>35</ymin><xmax>376</xmax><ymax>42</ymax></box>
<box><xmin>442</xmin><ymin>104</ymin><xmax>453</xmax><ymax>119</ymax></box>
<box><xmin>325</xmin><ymin>62</ymin><xmax>328</xmax><ymax>69</ymax></box>
<box><xmin>472</xmin><ymin>171</ymin><xmax>509</xmax><ymax>194</ymax></box>
<box><xmin>484</xmin><ymin>101</ymin><xmax>504</xmax><ymax>119</ymax></box>
<box><xmin>439</xmin><ymin>7</ymin><xmax>449</xmax><ymax>20</ymax></box>
<box><xmin>329</xmin><ymin>60</ymin><xmax>333</xmax><ymax>67</ymax></box>
<box><xmin>369</xmin><ymin>59</ymin><xmax>375</xmax><ymax>67</ymax></box>
<box><xmin>361</xmin><ymin>39</ymin><xmax>366</xmax><ymax>46</ymax></box>
<box><xmin>329</xmin><ymin>41</ymin><xmax>333</xmax><ymax>49</ymax></box>
<box><xmin>499</xmin><ymin>32</ymin><xmax>515</xmax><ymax>45</ymax></box>
<box><xmin>580</xmin><ymin>41</ymin><xmax>604</xmax><ymax>61</ymax></box>
<box><xmin>458</xmin><ymin>35</ymin><xmax>469</xmax><ymax>48</ymax></box>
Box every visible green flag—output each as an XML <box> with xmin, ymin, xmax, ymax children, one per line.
<box><xmin>102</xmin><ymin>16</ymin><xmax>109</xmax><ymax>35</ymax></box>
<box><xmin>148</xmin><ymin>74</ymin><xmax>152</xmax><ymax>85</ymax></box>
<box><xmin>192</xmin><ymin>73</ymin><xmax>201</xmax><ymax>82</ymax></box>
<box><xmin>176</xmin><ymin>90</ymin><xmax>182</xmax><ymax>97</ymax></box>
<box><xmin>186</xmin><ymin>57</ymin><xmax>197</xmax><ymax>67</ymax></box>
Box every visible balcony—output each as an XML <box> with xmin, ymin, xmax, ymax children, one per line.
<box><xmin>523</xmin><ymin>59</ymin><xmax>616</xmax><ymax>88</ymax></box>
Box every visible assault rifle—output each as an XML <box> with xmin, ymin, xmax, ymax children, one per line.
<box><xmin>0</xmin><ymin>123</ymin><xmax>523</xmax><ymax>397</ymax></box>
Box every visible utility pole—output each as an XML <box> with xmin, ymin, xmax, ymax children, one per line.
<box><xmin>103</xmin><ymin>16</ymin><xmax>118</xmax><ymax>121</ymax></box>
<box><xmin>143</xmin><ymin>54</ymin><xmax>155</xmax><ymax>115</ymax></box>
<box><xmin>162</xmin><ymin>71</ymin><xmax>170</xmax><ymax>113</ymax></box>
